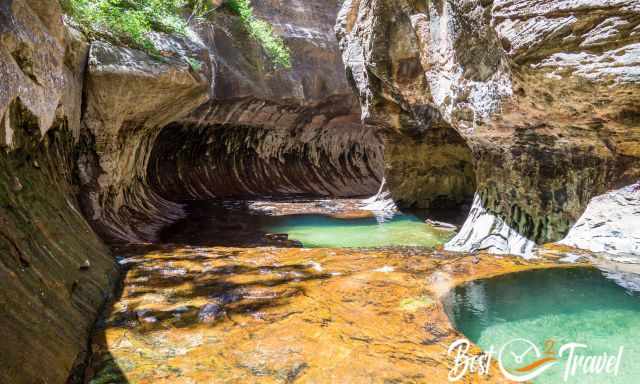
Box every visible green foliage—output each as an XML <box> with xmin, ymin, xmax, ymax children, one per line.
<box><xmin>187</xmin><ymin>0</ymin><xmax>216</xmax><ymax>21</ymax></box>
<box><xmin>60</xmin><ymin>0</ymin><xmax>291</xmax><ymax>69</ymax></box>
<box><xmin>185</xmin><ymin>56</ymin><xmax>203</xmax><ymax>72</ymax></box>
<box><xmin>60</xmin><ymin>0</ymin><xmax>192</xmax><ymax>53</ymax></box>
<box><xmin>225</xmin><ymin>0</ymin><xmax>292</xmax><ymax>69</ymax></box>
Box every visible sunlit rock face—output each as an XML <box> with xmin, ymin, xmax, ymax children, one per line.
<box><xmin>145</xmin><ymin>0</ymin><xmax>384</xmax><ymax>202</ymax></box>
<box><xmin>88</xmin><ymin>246</ymin><xmax>550</xmax><ymax>383</ymax></box>
<box><xmin>76</xmin><ymin>0</ymin><xmax>384</xmax><ymax>243</ymax></box>
<box><xmin>77</xmin><ymin>38</ymin><xmax>212</xmax><ymax>243</ymax></box>
<box><xmin>560</xmin><ymin>182</ymin><xmax>640</xmax><ymax>257</ymax></box>
<box><xmin>0</xmin><ymin>2</ymin><xmax>118</xmax><ymax>383</ymax></box>
<box><xmin>336</xmin><ymin>0</ymin><xmax>640</xmax><ymax>254</ymax></box>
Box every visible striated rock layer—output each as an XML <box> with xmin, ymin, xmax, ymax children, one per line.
<box><xmin>77</xmin><ymin>38</ymin><xmax>212</xmax><ymax>243</ymax></box>
<box><xmin>0</xmin><ymin>1</ymin><xmax>382</xmax><ymax>381</ymax></box>
<box><xmin>149</xmin><ymin>120</ymin><xmax>383</xmax><ymax>200</ymax></box>
<box><xmin>148</xmin><ymin>0</ymin><xmax>384</xmax><ymax>202</ymax></box>
<box><xmin>0</xmin><ymin>4</ymin><xmax>381</xmax><ymax>382</ymax></box>
<box><xmin>0</xmin><ymin>2</ymin><xmax>118</xmax><ymax>383</ymax></box>
<box><xmin>336</xmin><ymin>0</ymin><xmax>640</xmax><ymax>254</ymax></box>
<box><xmin>77</xmin><ymin>0</ymin><xmax>384</xmax><ymax>242</ymax></box>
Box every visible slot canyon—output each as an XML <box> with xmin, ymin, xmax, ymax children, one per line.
<box><xmin>0</xmin><ymin>0</ymin><xmax>639</xmax><ymax>383</ymax></box>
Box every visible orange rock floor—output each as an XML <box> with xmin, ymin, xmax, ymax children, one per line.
<box><xmin>87</xmin><ymin>244</ymin><xmax>587</xmax><ymax>383</ymax></box>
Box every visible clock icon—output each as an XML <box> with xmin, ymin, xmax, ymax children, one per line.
<box><xmin>498</xmin><ymin>338</ymin><xmax>558</xmax><ymax>382</ymax></box>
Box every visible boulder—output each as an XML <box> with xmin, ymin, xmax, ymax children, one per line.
<box><xmin>560</xmin><ymin>182</ymin><xmax>640</xmax><ymax>257</ymax></box>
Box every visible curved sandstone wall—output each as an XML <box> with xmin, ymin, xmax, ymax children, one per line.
<box><xmin>336</xmin><ymin>0</ymin><xmax>640</xmax><ymax>254</ymax></box>
<box><xmin>148</xmin><ymin>120</ymin><xmax>383</xmax><ymax>200</ymax></box>
<box><xmin>1</xmin><ymin>0</ymin><xmax>639</xmax><ymax>382</ymax></box>
<box><xmin>76</xmin><ymin>38</ymin><xmax>212</xmax><ymax>243</ymax></box>
<box><xmin>148</xmin><ymin>0</ymin><xmax>383</xmax><ymax>201</ymax></box>
<box><xmin>77</xmin><ymin>0</ymin><xmax>385</xmax><ymax>243</ymax></box>
<box><xmin>0</xmin><ymin>1</ymin><xmax>381</xmax><ymax>382</ymax></box>
<box><xmin>0</xmin><ymin>2</ymin><xmax>118</xmax><ymax>383</ymax></box>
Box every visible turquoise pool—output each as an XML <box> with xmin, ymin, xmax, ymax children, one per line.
<box><xmin>445</xmin><ymin>268</ymin><xmax>640</xmax><ymax>383</ymax></box>
<box><xmin>260</xmin><ymin>213</ymin><xmax>453</xmax><ymax>248</ymax></box>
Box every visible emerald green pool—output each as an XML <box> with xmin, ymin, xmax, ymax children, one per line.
<box><xmin>260</xmin><ymin>214</ymin><xmax>453</xmax><ymax>248</ymax></box>
<box><xmin>445</xmin><ymin>268</ymin><xmax>640</xmax><ymax>383</ymax></box>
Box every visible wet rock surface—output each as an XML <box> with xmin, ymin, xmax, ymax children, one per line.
<box><xmin>0</xmin><ymin>129</ymin><xmax>119</xmax><ymax>384</ymax></box>
<box><xmin>229</xmin><ymin>198</ymin><xmax>379</xmax><ymax>218</ymax></box>
<box><xmin>336</xmin><ymin>0</ymin><xmax>640</xmax><ymax>254</ymax></box>
<box><xmin>157</xmin><ymin>200</ymin><xmax>308</xmax><ymax>247</ymax></box>
<box><xmin>0</xmin><ymin>1</ymin><xmax>386</xmax><ymax>376</ymax></box>
<box><xmin>1</xmin><ymin>0</ymin><xmax>639</xmax><ymax>382</ymax></box>
<box><xmin>158</xmin><ymin>198</ymin><xmax>403</xmax><ymax>248</ymax></box>
<box><xmin>88</xmin><ymin>244</ymin><xmax>573</xmax><ymax>383</ymax></box>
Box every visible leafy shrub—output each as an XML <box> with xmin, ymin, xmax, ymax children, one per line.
<box><xmin>225</xmin><ymin>0</ymin><xmax>292</xmax><ymax>68</ymax></box>
<box><xmin>185</xmin><ymin>56</ymin><xmax>203</xmax><ymax>71</ymax></box>
<box><xmin>60</xmin><ymin>0</ymin><xmax>291</xmax><ymax>68</ymax></box>
<box><xmin>60</xmin><ymin>0</ymin><xmax>190</xmax><ymax>53</ymax></box>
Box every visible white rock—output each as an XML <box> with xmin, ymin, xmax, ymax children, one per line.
<box><xmin>445</xmin><ymin>194</ymin><xmax>537</xmax><ymax>258</ymax></box>
<box><xmin>360</xmin><ymin>178</ymin><xmax>398</xmax><ymax>222</ymax></box>
<box><xmin>559</xmin><ymin>182</ymin><xmax>640</xmax><ymax>257</ymax></box>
